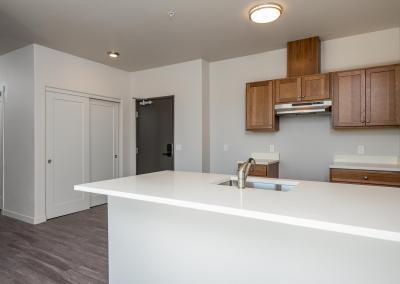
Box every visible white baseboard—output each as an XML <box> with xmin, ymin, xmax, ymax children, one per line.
<box><xmin>2</xmin><ymin>209</ymin><xmax>35</xmax><ymax>224</ymax></box>
<box><xmin>34</xmin><ymin>215</ymin><xmax>47</xmax><ymax>224</ymax></box>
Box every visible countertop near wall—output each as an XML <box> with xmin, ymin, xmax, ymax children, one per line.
<box><xmin>238</xmin><ymin>152</ymin><xmax>280</xmax><ymax>165</ymax></box>
<box><xmin>330</xmin><ymin>155</ymin><xmax>400</xmax><ymax>172</ymax></box>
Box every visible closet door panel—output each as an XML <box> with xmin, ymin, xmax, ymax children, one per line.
<box><xmin>89</xmin><ymin>99</ymin><xmax>119</xmax><ymax>207</ymax></box>
<box><xmin>46</xmin><ymin>92</ymin><xmax>90</xmax><ymax>219</ymax></box>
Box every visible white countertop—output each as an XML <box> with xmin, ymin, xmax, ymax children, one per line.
<box><xmin>238</xmin><ymin>159</ymin><xmax>279</xmax><ymax>165</ymax></box>
<box><xmin>75</xmin><ymin>171</ymin><xmax>400</xmax><ymax>242</ymax></box>
<box><xmin>238</xmin><ymin>152</ymin><xmax>280</xmax><ymax>165</ymax></box>
<box><xmin>330</xmin><ymin>162</ymin><xmax>400</xmax><ymax>172</ymax></box>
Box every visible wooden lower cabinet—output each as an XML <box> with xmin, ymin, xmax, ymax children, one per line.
<box><xmin>238</xmin><ymin>163</ymin><xmax>279</xmax><ymax>178</ymax></box>
<box><xmin>330</xmin><ymin>168</ymin><xmax>400</xmax><ymax>187</ymax></box>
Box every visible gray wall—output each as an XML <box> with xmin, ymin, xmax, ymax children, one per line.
<box><xmin>212</xmin><ymin>113</ymin><xmax>400</xmax><ymax>181</ymax></box>
<box><xmin>130</xmin><ymin>60</ymin><xmax>207</xmax><ymax>173</ymax></box>
<box><xmin>209</xmin><ymin>28</ymin><xmax>400</xmax><ymax>181</ymax></box>
<box><xmin>0</xmin><ymin>45</ymin><xmax>35</xmax><ymax>222</ymax></box>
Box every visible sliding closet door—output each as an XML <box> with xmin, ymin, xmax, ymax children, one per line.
<box><xmin>89</xmin><ymin>99</ymin><xmax>119</xmax><ymax>207</ymax></box>
<box><xmin>0</xmin><ymin>94</ymin><xmax>3</xmax><ymax>210</ymax></box>
<box><xmin>46</xmin><ymin>92</ymin><xmax>90</xmax><ymax>219</ymax></box>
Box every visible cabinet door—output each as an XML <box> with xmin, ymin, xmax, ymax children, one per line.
<box><xmin>238</xmin><ymin>163</ymin><xmax>267</xmax><ymax>177</ymax></box>
<box><xmin>246</xmin><ymin>81</ymin><xmax>278</xmax><ymax>131</ymax></box>
<box><xmin>333</xmin><ymin>70</ymin><xmax>366</xmax><ymax>127</ymax></box>
<box><xmin>275</xmin><ymin>77</ymin><xmax>301</xmax><ymax>103</ymax></box>
<box><xmin>301</xmin><ymin>73</ymin><xmax>330</xmax><ymax>101</ymax></box>
<box><xmin>330</xmin><ymin>168</ymin><xmax>400</xmax><ymax>187</ymax></box>
<box><xmin>366</xmin><ymin>65</ymin><xmax>400</xmax><ymax>126</ymax></box>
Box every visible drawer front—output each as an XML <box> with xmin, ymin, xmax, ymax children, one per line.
<box><xmin>238</xmin><ymin>164</ymin><xmax>267</xmax><ymax>177</ymax></box>
<box><xmin>330</xmin><ymin>168</ymin><xmax>400</xmax><ymax>187</ymax></box>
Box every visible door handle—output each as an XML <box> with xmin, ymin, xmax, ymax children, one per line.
<box><xmin>162</xmin><ymin>144</ymin><xmax>173</xmax><ymax>158</ymax></box>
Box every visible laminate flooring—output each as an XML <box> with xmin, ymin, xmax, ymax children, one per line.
<box><xmin>0</xmin><ymin>205</ymin><xmax>108</xmax><ymax>284</ymax></box>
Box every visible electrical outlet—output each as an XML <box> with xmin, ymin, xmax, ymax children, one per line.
<box><xmin>175</xmin><ymin>144</ymin><xmax>182</xmax><ymax>151</ymax></box>
<box><xmin>269</xmin><ymin>144</ymin><xmax>275</xmax><ymax>153</ymax></box>
<box><xmin>223</xmin><ymin>144</ymin><xmax>229</xmax><ymax>152</ymax></box>
<box><xmin>357</xmin><ymin>145</ymin><xmax>365</xmax><ymax>155</ymax></box>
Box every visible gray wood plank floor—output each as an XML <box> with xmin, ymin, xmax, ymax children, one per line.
<box><xmin>0</xmin><ymin>205</ymin><xmax>108</xmax><ymax>284</ymax></box>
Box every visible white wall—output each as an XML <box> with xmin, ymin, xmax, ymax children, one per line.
<box><xmin>33</xmin><ymin>45</ymin><xmax>130</xmax><ymax>223</ymax></box>
<box><xmin>0</xmin><ymin>46</ymin><xmax>35</xmax><ymax>222</ymax></box>
<box><xmin>201</xmin><ymin>60</ymin><xmax>210</xmax><ymax>172</ymax></box>
<box><xmin>209</xmin><ymin>27</ymin><xmax>400</xmax><ymax>181</ymax></box>
<box><xmin>130</xmin><ymin>60</ymin><xmax>208</xmax><ymax>173</ymax></box>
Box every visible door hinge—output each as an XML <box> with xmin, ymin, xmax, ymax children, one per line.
<box><xmin>136</xmin><ymin>147</ymin><xmax>139</xmax><ymax>154</ymax></box>
<box><xmin>136</xmin><ymin>111</ymin><xmax>139</xmax><ymax>118</ymax></box>
<box><xmin>114</xmin><ymin>154</ymin><xmax>118</xmax><ymax>159</ymax></box>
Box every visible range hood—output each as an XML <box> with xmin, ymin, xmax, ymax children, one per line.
<box><xmin>275</xmin><ymin>100</ymin><xmax>332</xmax><ymax>115</ymax></box>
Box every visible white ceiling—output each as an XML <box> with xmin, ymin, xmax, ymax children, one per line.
<box><xmin>0</xmin><ymin>0</ymin><xmax>399</xmax><ymax>71</ymax></box>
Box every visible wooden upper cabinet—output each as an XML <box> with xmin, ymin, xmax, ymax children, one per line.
<box><xmin>366</xmin><ymin>65</ymin><xmax>400</xmax><ymax>126</ymax></box>
<box><xmin>287</xmin><ymin>37</ymin><xmax>320</xmax><ymax>77</ymax></box>
<box><xmin>333</xmin><ymin>69</ymin><xmax>366</xmax><ymax>128</ymax></box>
<box><xmin>246</xmin><ymin>81</ymin><xmax>278</xmax><ymax>131</ymax></box>
<box><xmin>275</xmin><ymin>77</ymin><xmax>302</xmax><ymax>103</ymax></box>
<box><xmin>301</xmin><ymin>73</ymin><xmax>330</xmax><ymax>101</ymax></box>
<box><xmin>333</xmin><ymin>64</ymin><xmax>400</xmax><ymax>129</ymax></box>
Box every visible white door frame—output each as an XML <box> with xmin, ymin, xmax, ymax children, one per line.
<box><xmin>46</xmin><ymin>86</ymin><xmax>123</xmax><ymax>179</ymax></box>
<box><xmin>45</xmin><ymin>87</ymin><xmax>123</xmax><ymax>219</ymax></box>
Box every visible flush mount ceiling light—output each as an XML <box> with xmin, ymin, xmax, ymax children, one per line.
<box><xmin>249</xmin><ymin>3</ymin><xmax>282</xmax><ymax>23</ymax></box>
<box><xmin>107</xmin><ymin>51</ymin><xmax>120</xmax><ymax>58</ymax></box>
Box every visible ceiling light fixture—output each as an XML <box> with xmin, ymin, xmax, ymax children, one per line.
<box><xmin>249</xmin><ymin>3</ymin><xmax>282</xmax><ymax>24</ymax></box>
<box><xmin>107</xmin><ymin>51</ymin><xmax>120</xmax><ymax>58</ymax></box>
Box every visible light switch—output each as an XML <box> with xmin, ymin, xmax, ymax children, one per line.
<box><xmin>175</xmin><ymin>144</ymin><xmax>182</xmax><ymax>151</ymax></box>
<box><xmin>223</xmin><ymin>144</ymin><xmax>229</xmax><ymax>152</ymax></box>
<box><xmin>269</xmin><ymin>144</ymin><xmax>275</xmax><ymax>153</ymax></box>
<box><xmin>357</xmin><ymin>145</ymin><xmax>365</xmax><ymax>155</ymax></box>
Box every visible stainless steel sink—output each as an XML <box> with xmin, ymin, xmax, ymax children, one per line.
<box><xmin>218</xmin><ymin>179</ymin><xmax>295</xmax><ymax>192</ymax></box>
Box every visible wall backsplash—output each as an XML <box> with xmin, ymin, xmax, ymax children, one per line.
<box><xmin>210</xmin><ymin>27</ymin><xmax>400</xmax><ymax>181</ymax></box>
<box><xmin>212</xmin><ymin>114</ymin><xmax>400</xmax><ymax>181</ymax></box>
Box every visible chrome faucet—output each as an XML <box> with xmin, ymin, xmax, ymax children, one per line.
<box><xmin>237</xmin><ymin>158</ymin><xmax>255</xmax><ymax>189</ymax></box>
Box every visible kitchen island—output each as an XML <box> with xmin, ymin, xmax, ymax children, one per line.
<box><xmin>75</xmin><ymin>171</ymin><xmax>400</xmax><ymax>284</ymax></box>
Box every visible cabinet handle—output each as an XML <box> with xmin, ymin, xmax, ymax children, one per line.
<box><xmin>363</xmin><ymin>176</ymin><xmax>368</xmax><ymax>180</ymax></box>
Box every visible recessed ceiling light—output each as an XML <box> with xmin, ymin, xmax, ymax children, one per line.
<box><xmin>107</xmin><ymin>51</ymin><xmax>120</xmax><ymax>58</ymax></box>
<box><xmin>168</xmin><ymin>10</ymin><xmax>176</xmax><ymax>19</ymax></box>
<box><xmin>249</xmin><ymin>3</ymin><xmax>282</xmax><ymax>24</ymax></box>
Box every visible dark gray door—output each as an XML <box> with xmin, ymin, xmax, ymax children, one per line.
<box><xmin>136</xmin><ymin>96</ymin><xmax>174</xmax><ymax>174</ymax></box>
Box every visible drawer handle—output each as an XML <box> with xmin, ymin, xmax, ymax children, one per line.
<box><xmin>363</xmin><ymin>176</ymin><xmax>368</xmax><ymax>180</ymax></box>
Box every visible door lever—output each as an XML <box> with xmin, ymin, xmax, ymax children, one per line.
<box><xmin>162</xmin><ymin>143</ymin><xmax>173</xmax><ymax>158</ymax></box>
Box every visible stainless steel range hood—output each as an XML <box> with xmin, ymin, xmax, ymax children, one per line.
<box><xmin>275</xmin><ymin>100</ymin><xmax>332</xmax><ymax>115</ymax></box>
